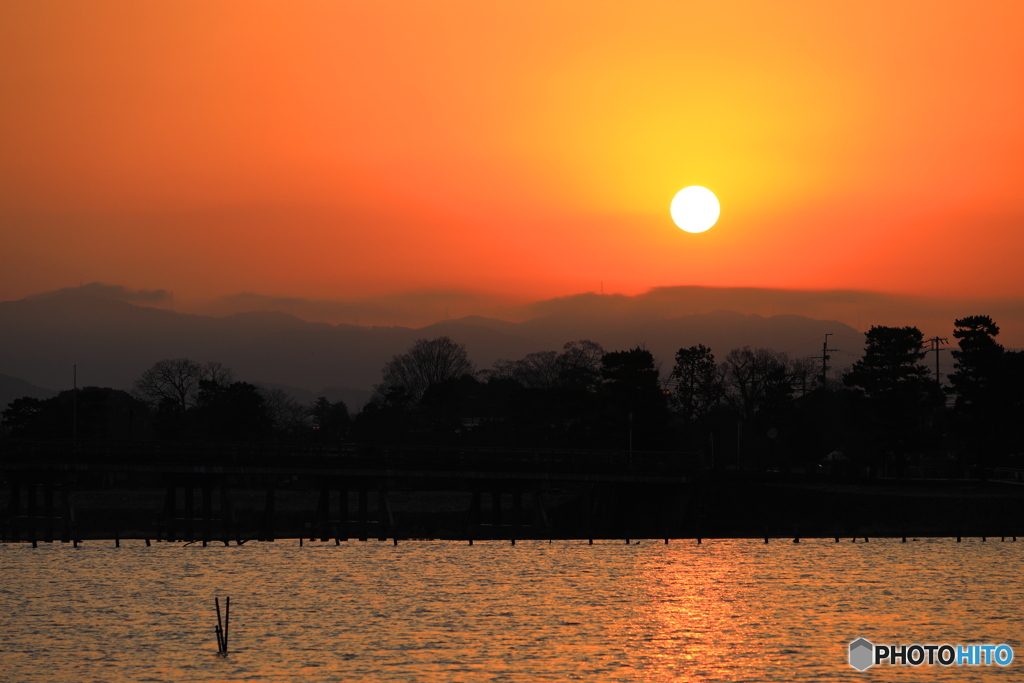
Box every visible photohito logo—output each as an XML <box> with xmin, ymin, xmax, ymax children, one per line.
<box><xmin>849</xmin><ymin>638</ymin><xmax>1013</xmax><ymax>670</ymax></box>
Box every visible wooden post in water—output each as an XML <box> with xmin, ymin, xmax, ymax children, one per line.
<box><xmin>224</xmin><ymin>597</ymin><xmax>230</xmax><ymax>653</ymax></box>
<box><xmin>9</xmin><ymin>481</ymin><xmax>21</xmax><ymax>542</ymax></box>
<box><xmin>378</xmin><ymin>486</ymin><xmax>391</xmax><ymax>541</ymax></box>
<box><xmin>317</xmin><ymin>486</ymin><xmax>330</xmax><ymax>542</ymax></box>
<box><xmin>511</xmin><ymin>491</ymin><xmax>522</xmax><ymax>543</ymax></box>
<box><xmin>67</xmin><ymin>486</ymin><xmax>79</xmax><ymax>546</ymax></box>
<box><xmin>337</xmin><ymin>486</ymin><xmax>347</xmax><ymax>542</ymax></box>
<box><xmin>202</xmin><ymin>484</ymin><xmax>212</xmax><ymax>546</ymax></box>
<box><xmin>586</xmin><ymin>487</ymin><xmax>597</xmax><ymax>546</ymax></box>
<box><xmin>358</xmin><ymin>488</ymin><xmax>368</xmax><ymax>542</ymax></box>
<box><xmin>214</xmin><ymin>596</ymin><xmax>230</xmax><ymax>655</ymax></box>
<box><xmin>215</xmin><ymin>600</ymin><xmax>224</xmax><ymax>654</ymax></box>
<box><xmin>466</xmin><ymin>489</ymin><xmax>481</xmax><ymax>543</ymax></box>
<box><xmin>492</xmin><ymin>491</ymin><xmax>502</xmax><ymax>530</ymax></box>
<box><xmin>43</xmin><ymin>482</ymin><xmax>54</xmax><ymax>543</ymax></box>
<box><xmin>533</xmin><ymin>487</ymin><xmax>550</xmax><ymax>539</ymax></box>
<box><xmin>220</xmin><ymin>485</ymin><xmax>231</xmax><ymax>546</ymax></box>
<box><xmin>184</xmin><ymin>483</ymin><xmax>194</xmax><ymax>542</ymax></box>
<box><xmin>164</xmin><ymin>483</ymin><xmax>176</xmax><ymax>542</ymax></box>
<box><xmin>262</xmin><ymin>487</ymin><xmax>276</xmax><ymax>542</ymax></box>
<box><xmin>27</xmin><ymin>482</ymin><xmax>37</xmax><ymax>548</ymax></box>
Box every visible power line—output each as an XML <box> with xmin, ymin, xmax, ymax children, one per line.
<box><xmin>815</xmin><ymin>333</ymin><xmax>839</xmax><ymax>386</ymax></box>
<box><xmin>924</xmin><ymin>336</ymin><xmax>949</xmax><ymax>388</ymax></box>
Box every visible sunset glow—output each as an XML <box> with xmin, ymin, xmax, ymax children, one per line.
<box><xmin>2</xmin><ymin>1</ymin><xmax>1023</xmax><ymax>304</ymax></box>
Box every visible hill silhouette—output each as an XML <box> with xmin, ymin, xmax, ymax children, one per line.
<box><xmin>0</xmin><ymin>285</ymin><xmax>866</xmax><ymax>399</ymax></box>
<box><xmin>0</xmin><ymin>373</ymin><xmax>57</xmax><ymax>413</ymax></box>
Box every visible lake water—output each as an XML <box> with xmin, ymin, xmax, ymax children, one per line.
<box><xmin>1</xmin><ymin>538</ymin><xmax>1021</xmax><ymax>681</ymax></box>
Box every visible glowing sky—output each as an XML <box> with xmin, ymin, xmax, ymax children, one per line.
<box><xmin>3</xmin><ymin>1</ymin><xmax>1023</xmax><ymax>304</ymax></box>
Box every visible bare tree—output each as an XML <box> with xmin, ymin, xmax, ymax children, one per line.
<box><xmin>491</xmin><ymin>351</ymin><xmax>560</xmax><ymax>389</ymax></box>
<box><xmin>373</xmin><ymin>336</ymin><xmax>474</xmax><ymax>404</ymax></box>
<box><xmin>556</xmin><ymin>339</ymin><xmax>605</xmax><ymax>388</ymax></box>
<box><xmin>258</xmin><ymin>386</ymin><xmax>309</xmax><ymax>434</ymax></box>
<box><xmin>133</xmin><ymin>358</ymin><xmax>205</xmax><ymax>412</ymax></box>
<box><xmin>203</xmin><ymin>361</ymin><xmax>235</xmax><ymax>387</ymax></box>
<box><xmin>719</xmin><ymin>346</ymin><xmax>795</xmax><ymax>422</ymax></box>
<box><xmin>133</xmin><ymin>358</ymin><xmax>235</xmax><ymax>413</ymax></box>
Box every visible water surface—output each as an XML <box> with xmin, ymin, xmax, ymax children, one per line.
<box><xmin>2</xmin><ymin>538</ymin><xmax>1021</xmax><ymax>681</ymax></box>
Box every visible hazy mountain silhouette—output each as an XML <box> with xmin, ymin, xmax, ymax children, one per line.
<box><xmin>180</xmin><ymin>285</ymin><xmax>1024</xmax><ymax>344</ymax></box>
<box><xmin>0</xmin><ymin>373</ymin><xmax>57</xmax><ymax>412</ymax></box>
<box><xmin>0</xmin><ymin>285</ymin><xmax>869</xmax><ymax>397</ymax></box>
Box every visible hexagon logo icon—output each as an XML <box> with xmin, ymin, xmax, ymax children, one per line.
<box><xmin>849</xmin><ymin>638</ymin><xmax>874</xmax><ymax>671</ymax></box>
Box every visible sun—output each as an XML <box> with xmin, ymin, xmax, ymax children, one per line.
<box><xmin>670</xmin><ymin>186</ymin><xmax>720</xmax><ymax>233</ymax></box>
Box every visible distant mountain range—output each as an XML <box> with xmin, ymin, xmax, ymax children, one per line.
<box><xmin>0</xmin><ymin>373</ymin><xmax>57</xmax><ymax>414</ymax></box>
<box><xmin>1</xmin><ymin>285</ymin><xmax>874</xmax><ymax>411</ymax></box>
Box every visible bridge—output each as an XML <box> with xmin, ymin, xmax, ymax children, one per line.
<box><xmin>0</xmin><ymin>441</ymin><xmax>699</xmax><ymax>544</ymax></box>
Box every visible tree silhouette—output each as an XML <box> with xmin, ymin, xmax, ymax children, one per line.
<box><xmin>1</xmin><ymin>388</ymin><xmax>150</xmax><ymax>440</ymax></box>
<box><xmin>374</xmin><ymin>336</ymin><xmax>474</xmax><ymax>404</ymax></box>
<box><xmin>490</xmin><ymin>351</ymin><xmax>560</xmax><ymax>389</ymax></box>
<box><xmin>310</xmin><ymin>396</ymin><xmax>350</xmax><ymax>440</ymax></box>
<box><xmin>556</xmin><ymin>340</ymin><xmax>605</xmax><ymax>389</ymax></box>
<box><xmin>133</xmin><ymin>358</ymin><xmax>204</xmax><ymax>413</ymax></box>
<box><xmin>670</xmin><ymin>344</ymin><xmax>720</xmax><ymax>424</ymax></box>
<box><xmin>843</xmin><ymin>326</ymin><xmax>931</xmax><ymax>401</ymax></box>
<box><xmin>192</xmin><ymin>380</ymin><xmax>272</xmax><ymax>441</ymax></box>
<box><xmin>600</xmin><ymin>346</ymin><xmax>670</xmax><ymax>449</ymax></box>
<box><xmin>719</xmin><ymin>346</ymin><xmax>795</xmax><ymax>424</ymax></box>
<box><xmin>947</xmin><ymin>316</ymin><xmax>1023</xmax><ymax>468</ymax></box>
<box><xmin>948</xmin><ymin>315</ymin><xmax>1003</xmax><ymax>411</ymax></box>
<box><xmin>133</xmin><ymin>358</ymin><xmax>234</xmax><ymax>414</ymax></box>
<box><xmin>843</xmin><ymin>326</ymin><xmax>939</xmax><ymax>472</ymax></box>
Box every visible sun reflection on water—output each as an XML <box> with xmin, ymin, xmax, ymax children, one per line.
<box><xmin>1</xmin><ymin>538</ymin><xmax>1022</xmax><ymax>681</ymax></box>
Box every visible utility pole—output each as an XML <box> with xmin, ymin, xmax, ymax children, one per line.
<box><xmin>818</xmin><ymin>333</ymin><xmax>839</xmax><ymax>386</ymax></box>
<box><xmin>924</xmin><ymin>336</ymin><xmax>949</xmax><ymax>389</ymax></box>
<box><xmin>73</xmin><ymin>364</ymin><xmax>77</xmax><ymax>442</ymax></box>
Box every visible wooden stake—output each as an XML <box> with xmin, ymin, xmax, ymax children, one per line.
<box><xmin>215</xmin><ymin>597</ymin><xmax>225</xmax><ymax>654</ymax></box>
<box><xmin>224</xmin><ymin>596</ymin><xmax>230</xmax><ymax>654</ymax></box>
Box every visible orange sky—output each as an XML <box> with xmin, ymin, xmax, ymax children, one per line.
<box><xmin>3</xmin><ymin>1</ymin><xmax>1024</xmax><ymax>305</ymax></box>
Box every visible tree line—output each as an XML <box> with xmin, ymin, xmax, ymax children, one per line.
<box><xmin>1</xmin><ymin>359</ymin><xmax>349</xmax><ymax>443</ymax></box>
<box><xmin>2</xmin><ymin>315</ymin><xmax>1021</xmax><ymax>474</ymax></box>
